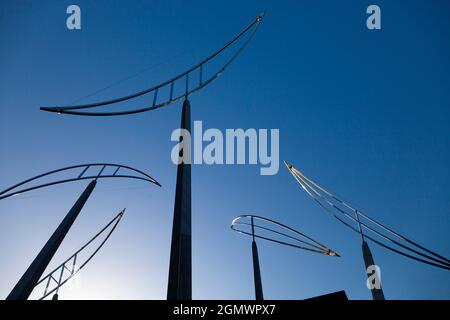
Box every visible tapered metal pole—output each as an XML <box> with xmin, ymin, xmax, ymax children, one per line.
<box><xmin>354</xmin><ymin>209</ymin><xmax>385</xmax><ymax>300</ymax></box>
<box><xmin>362</xmin><ymin>240</ymin><xmax>385</xmax><ymax>300</ymax></box>
<box><xmin>167</xmin><ymin>99</ymin><xmax>192</xmax><ymax>300</ymax></box>
<box><xmin>252</xmin><ymin>240</ymin><xmax>264</xmax><ymax>300</ymax></box>
<box><xmin>250</xmin><ymin>216</ymin><xmax>263</xmax><ymax>300</ymax></box>
<box><xmin>6</xmin><ymin>180</ymin><xmax>96</xmax><ymax>300</ymax></box>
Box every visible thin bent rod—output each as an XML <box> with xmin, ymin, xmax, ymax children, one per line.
<box><xmin>233</xmin><ymin>214</ymin><xmax>332</xmax><ymax>250</ymax></box>
<box><xmin>231</xmin><ymin>215</ymin><xmax>339</xmax><ymax>256</ymax></box>
<box><xmin>288</xmin><ymin>162</ymin><xmax>450</xmax><ymax>264</ymax></box>
<box><xmin>291</xmin><ymin>166</ymin><xmax>450</xmax><ymax>267</ymax></box>
<box><xmin>232</xmin><ymin>228</ymin><xmax>332</xmax><ymax>256</ymax></box>
<box><xmin>0</xmin><ymin>175</ymin><xmax>159</xmax><ymax>201</ymax></box>
<box><xmin>287</xmin><ymin>163</ymin><xmax>450</xmax><ymax>268</ymax></box>
<box><xmin>234</xmin><ymin>221</ymin><xmax>327</xmax><ymax>252</ymax></box>
<box><xmin>0</xmin><ymin>163</ymin><xmax>161</xmax><ymax>200</ymax></box>
<box><xmin>293</xmin><ymin>168</ymin><xmax>450</xmax><ymax>267</ymax></box>
<box><xmin>36</xmin><ymin>210</ymin><xmax>125</xmax><ymax>299</ymax></box>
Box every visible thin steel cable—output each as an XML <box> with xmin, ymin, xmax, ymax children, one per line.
<box><xmin>291</xmin><ymin>168</ymin><xmax>450</xmax><ymax>267</ymax></box>
<box><xmin>292</xmin><ymin>168</ymin><xmax>450</xmax><ymax>267</ymax></box>
<box><xmin>234</xmin><ymin>221</ymin><xmax>327</xmax><ymax>252</ymax></box>
<box><xmin>231</xmin><ymin>215</ymin><xmax>339</xmax><ymax>257</ymax></box>
<box><xmin>67</xmin><ymin>51</ymin><xmax>189</xmax><ymax>105</ymax></box>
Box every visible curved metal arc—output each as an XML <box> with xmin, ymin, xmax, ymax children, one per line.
<box><xmin>231</xmin><ymin>215</ymin><xmax>339</xmax><ymax>257</ymax></box>
<box><xmin>43</xmin><ymin>95</ymin><xmax>186</xmax><ymax>116</ymax></box>
<box><xmin>233</xmin><ymin>214</ymin><xmax>331</xmax><ymax>250</ymax></box>
<box><xmin>359</xmin><ymin>218</ymin><xmax>450</xmax><ymax>267</ymax></box>
<box><xmin>294</xmin><ymin>165</ymin><xmax>450</xmax><ymax>268</ymax></box>
<box><xmin>36</xmin><ymin>209</ymin><xmax>125</xmax><ymax>300</ymax></box>
<box><xmin>233</xmin><ymin>223</ymin><xmax>331</xmax><ymax>255</ymax></box>
<box><xmin>35</xmin><ymin>209</ymin><xmax>124</xmax><ymax>286</ymax></box>
<box><xmin>285</xmin><ymin>160</ymin><xmax>450</xmax><ymax>269</ymax></box>
<box><xmin>291</xmin><ymin>166</ymin><xmax>450</xmax><ymax>268</ymax></box>
<box><xmin>0</xmin><ymin>163</ymin><xmax>161</xmax><ymax>200</ymax></box>
<box><xmin>286</xmin><ymin>162</ymin><xmax>370</xmax><ymax>231</ymax></box>
<box><xmin>363</xmin><ymin>233</ymin><xmax>450</xmax><ymax>271</ymax></box>
<box><xmin>287</xmin><ymin>161</ymin><xmax>450</xmax><ymax>264</ymax></box>
<box><xmin>0</xmin><ymin>175</ymin><xmax>158</xmax><ymax>201</ymax></box>
<box><xmin>233</xmin><ymin>221</ymin><xmax>327</xmax><ymax>253</ymax></box>
<box><xmin>40</xmin><ymin>12</ymin><xmax>265</xmax><ymax>116</ymax></box>
<box><xmin>232</xmin><ymin>227</ymin><xmax>329</xmax><ymax>256</ymax></box>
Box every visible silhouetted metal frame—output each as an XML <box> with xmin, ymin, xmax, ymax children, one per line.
<box><xmin>284</xmin><ymin>161</ymin><xmax>450</xmax><ymax>270</ymax></box>
<box><xmin>0</xmin><ymin>163</ymin><xmax>161</xmax><ymax>200</ymax></box>
<box><xmin>35</xmin><ymin>209</ymin><xmax>125</xmax><ymax>300</ymax></box>
<box><xmin>40</xmin><ymin>12</ymin><xmax>265</xmax><ymax>116</ymax></box>
<box><xmin>231</xmin><ymin>215</ymin><xmax>339</xmax><ymax>300</ymax></box>
<box><xmin>231</xmin><ymin>215</ymin><xmax>340</xmax><ymax>257</ymax></box>
<box><xmin>37</xmin><ymin>12</ymin><xmax>265</xmax><ymax>301</ymax></box>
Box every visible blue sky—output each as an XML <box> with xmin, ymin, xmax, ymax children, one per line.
<box><xmin>0</xmin><ymin>0</ymin><xmax>449</xmax><ymax>299</ymax></box>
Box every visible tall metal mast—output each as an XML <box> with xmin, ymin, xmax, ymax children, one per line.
<box><xmin>6</xmin><ymin>180</ymin><xmax>96</xmax><ymax>300</ymax></box>
<box><xmin>167</xmin><ymin>99</ymin><xmax>192</xmax><ymax>299</ymax></box>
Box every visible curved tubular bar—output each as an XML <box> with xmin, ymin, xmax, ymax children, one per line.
<box><xmin>363</xmin><ymin>233</ymin><xmax>450</xmax><ymax>270</ymax></box>
<box><xmin>35</xmin><ymin>209</ymin><xmax>125</xmax><ymax>300</ymax></box>
<box><xmin>235</xmin><ymin>221</ymin><xmax>326</xmax><ymax>252</ymax></box>
<box><xmin>295</xmin><ymin>171</ymin><xmax>450</xmax><ymax>268</ymax></box>
<box><xmin>0</xmin><ymin>163</ymin><xmax>161</xmax><ymax>200</ymax></box>
<box><xmin>290</xmin><ymin>161</ymin><xmax>450</xmax><ymax>265</ymax></box>
<box><xmin>284</xmin><ymin>160</ymin><xmax>450</xmax><ymax>270</ymax></box>
<box><xmin>293</xmin><ymin>164</ymin><xmax>450</xmax><ymax>268</ymax></box>
<box><xmin>289</xmin><ymin>162</ymin><xmax>450</xmax><ymax>269</ymax></box>
<box><xmin>40</xmin><ymin>12</ymin><xmax>265</xmax><ymax>116</ymax></box>
<box><xmin>231</xmin><ymin>215</ymin><xmax>340</xmax><ymax>257</ymax></box>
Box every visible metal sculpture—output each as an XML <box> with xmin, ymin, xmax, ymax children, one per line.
<box><xmin>3</xmin><ymin>164</ymin><xmax>160</xmax><ymax>300</ymax></box>
<box><xmin>231</xmin><ymin>215</ymin><xmax>340</xmax><ymax>300</ymax></box>
<box><xmin>0</xmin><ymin>163</ymin><xmax>160</xmax><ymax>200</ymax></box>
<box><xmin>34</xmin><ymin>209</ymin><xmax>125</xmax><ymax>300</ymax></box>
<box><xmin>40</xmin><ymin>12</ymin><xmax>265</xmax><ymax>300</ymax></box>
<box><xmin>284</xmin><ymin>160</ymin><xmax>450</xmax><ymax>300</ymax></box>
<box><xmin>40</xmin><ymin>12</ymin><xmax>265</xmax><ymax>117</ymax></box>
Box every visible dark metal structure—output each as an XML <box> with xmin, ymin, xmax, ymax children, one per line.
<box><xmin>231</xmin><ymin>215</ymin><xmax>340</xmax><ymax>300</ymax></box>
<box><xmin>2</xmin><ymin>164</ymin><xmax>160</xmax><ymax>300</ymax></box>
<box><xmin>284</xmin><ymin>160</ymin><xmax>450</xmax><ymax>300</ymax></box>
<box><xmin>35</xmin><ymin>209</ymin><xmax>125</xmax><ymax>300</ymax></box>
<box><xmin>0</xmin><ymin>163</ymin><xmax>160</xmax><ymax>200</ymax></box>
<box><xmin>40</xmin><ymin>13</ymin><xmax>265</xmax><ymax>300</ymax></box>
<box><xmin>40</xmin><ymin>13</ymin><xmax>265</xmax><ymax>117</ymax></box>
<box><xmin>167</xmin><ymin>99</ymin><xmax>192</xmax><ymax>300</ymax></box>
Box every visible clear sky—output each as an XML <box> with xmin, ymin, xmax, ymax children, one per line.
<box><xmin>0</xmin><ymin>0</ymin><xmax>449</xmax><ymax>300</ymax></box>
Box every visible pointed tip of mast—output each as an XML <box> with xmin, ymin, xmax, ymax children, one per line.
<box><xmin>284</xmin><ymin>160</ymin><xmax>293</xmax><ymax>170</ymax></box>
<box><xmin>41</xmin><ymin>106</ymin><xmax>61</xmax><ymax>114</ymax></box>
<box><xmin>154</xmin><ymin>180</ymin><xmax>162</xmax><ymax>188</ymax></box>
<box><xmin>328</xmin><ymin>249</ymin><xmax>340</xmax><ymax>257</ymax></box>
<box><xmin>118</xmin><ymin>208</ymin><xmax>126</xmax><ymax>217</ymax></box>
